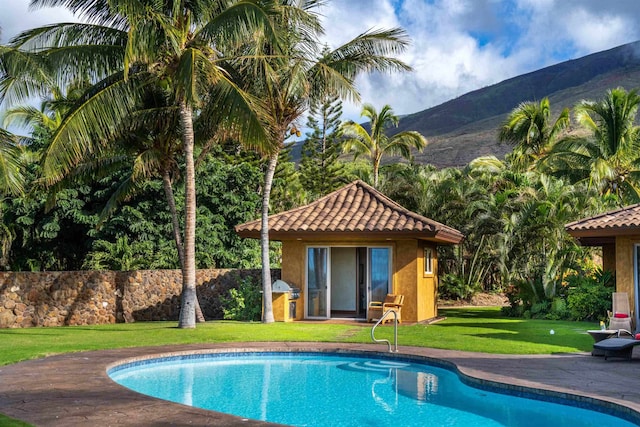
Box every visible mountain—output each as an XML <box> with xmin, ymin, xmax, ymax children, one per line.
<box><xmin>391</xmin><ymin>40</ymin><xmax>640</xmax><ymax>168</ymax></box>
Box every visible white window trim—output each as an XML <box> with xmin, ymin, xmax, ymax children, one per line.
<box><xmin>424</xmin><ymin>247</ymin><xmax>433</xmax><ymax>275</ymax></box>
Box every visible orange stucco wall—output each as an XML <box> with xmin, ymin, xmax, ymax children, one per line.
<box><xmin>394</xmin><ymin>240</ymin><xmax>418</xmax><ymax>322</ymax></box>
<box><xmin>419</xmin><ymin>241</ymin><xmax>438</xmax><ymax>320</ymax></box>
<box><xmin>276</xmin><ymin>238</ymin><xmax>439</xmax><ymax>323</ymax></box>
<box><xmin>613</xmin><ymin>236</ymin><xmax>640</xmax><ymax>312</ymax></box>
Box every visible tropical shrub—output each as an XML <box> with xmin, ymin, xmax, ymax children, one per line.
<box><xmin>439</xmin><ymin>273</ymin><xmax>481</xmax><ymax>301</ymax></box>
<box><xmin>501</xmin><ymin>278</ymin><xmax>546</xmax><ymax>318</ymax></box>
<box><xmin>219</xmin><ymin>276</ymin><xmax>262</xmax><ymax>321</ymax></box>
<box><xmin>565</xmin><ymin>271</ymin><xmax>615</xmax><ymax>321</ymax></box>
<box><xmin>502</xmin><ymin>270</ymin><xmax>613</xmax><ymax>321</ymax></box>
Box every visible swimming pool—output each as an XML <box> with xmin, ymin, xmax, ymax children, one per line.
<box><xmin>108</xmin><ymin>351</ymin><xmax>639</xmax><ymax>427</ymax></box>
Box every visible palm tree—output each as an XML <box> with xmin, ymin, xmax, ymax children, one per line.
<box><xmin>0</xmin><ymin>0</ymin><xmax>273</xmax><ymax>328</ymax></box>
<box><xmin>0</xmin><ymin>128</ymin><xmax>24</xmax><ymax>197</ymax></box>
<box><xmin>0</xmin><ymin>127</ymin><xmax>24</xmax><ymax>266</ymax></box>
<box><xmin>498</xmin><ymin>97</ymin><xmax>569</xmax><ymax>171</ymax></box>
<box><xmin>341</xmin><ymin>103</ymin><xmax>427</xmax><ymax>187</ymax></box>
<box><xmin>242</xmin><ymin>3</ymin><xmax>412</xmax><ymax>322</ymax></box>
<box><xmin>541</xmin><ymin>87</ymin><xmax>640</xmax><ymax>203</ymax></box>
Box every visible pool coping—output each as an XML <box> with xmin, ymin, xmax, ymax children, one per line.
<box><xmin>1</xmin><ymin>342</ymin><xmax>640</xmax><ymax>426</ymax></box>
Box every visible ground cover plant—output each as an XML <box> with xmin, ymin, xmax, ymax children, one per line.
<box><xmin>0</xmin><ymin>307</ymin><xmax>595</xmax><ymax>367</ymax></box>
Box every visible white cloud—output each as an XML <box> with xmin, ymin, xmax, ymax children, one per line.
<box><xmin>320</xmin><ymin>0</ymin><xmax>521</xmax><ymax>120</ymax></box>
<box><xmin>2</xmin><ymin>0</ymin><xmax>640</xmax><ymax>127</ymax></box>
<box><xmin>565</xmin><ymin>9</ymin><xmax>634</xmax><ymax>53</ymax></box>
<box><xmin>316</xmin><ymin>0</ymin><xmax>640</xmax><ymax>126</ymax></box>
<box><xmin>0</xmin><ymin>0</ymin><xmax>78</xmax><ymax>43</ymax></box>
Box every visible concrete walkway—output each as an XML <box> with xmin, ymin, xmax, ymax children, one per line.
<box><xmin>1</xmin><ymin>342</ymin><xmax>640</xmax><ymax>426</ymax></box>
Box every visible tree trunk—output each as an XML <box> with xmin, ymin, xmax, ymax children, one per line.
<box><xmin>373</xmin><ymin>153</ymin><xmax>381</xmax><ymax>188</ymax></box>
<box><xmin>163</xmin><ymin>171</ymin><xmax>185</xmax><ymax>267</ymax></box>
<box><xmin>261</xmin><ymin>150</ymin><xmax>279</xmax><ymax>323</ymax></box>
<box><xmin>163</xmin><ymin>171</ymin><xmax>205</xmax><ymax>323</ymax></box>
<box><xmin>178</xmin><ymin>101</ymin><xmax>197</xmax><ymax>328</ymax></box>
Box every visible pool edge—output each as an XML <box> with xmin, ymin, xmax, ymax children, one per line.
<box><xmin>106</xmin><ymin>346</ymin><xmax>640</xmax><ymax>426</ymax></box>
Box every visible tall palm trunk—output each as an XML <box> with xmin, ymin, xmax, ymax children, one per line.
<box><xmin>373</xmin><ymin>156</ymin><xmax>381</xmax><ymax>188</ymax></box>
<box><xmin>261</xmin><ymin>150</ymin><xmax>279</xmax><ymax>323</ymax></box>
<box><xmin>163</xmin><ymin>170</ymin><xmax>205</xmax><ymax>323</ymax></box>
<box><xmin>178</xmin><ymin>101</ymin><xmax>197</xmax><ymax>328</ymax></box>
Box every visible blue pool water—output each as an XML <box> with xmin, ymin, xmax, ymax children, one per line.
<box><xmin>108</xmin><ymin>352</ymin><xmax>638</xmax><ymax>427</ymax></box>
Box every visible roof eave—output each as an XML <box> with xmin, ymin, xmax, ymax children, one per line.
<box><xmin>235</xmin><ymin>229</ymin><xmax>463</xmax><ymax>245</ymax></box>
<box><xmin>566</xmin><ymin>226</ymin><xmax>640</xmax><ymax>238</ymax></box>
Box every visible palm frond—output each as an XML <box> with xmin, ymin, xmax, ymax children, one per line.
<box><xmin>98</xmin><ymin>175</ymin><xmax>145</xmax><ymax>224</ymax></box>
<box><xmin>41</xmin><ymin>72</ymin><xmax>145</xmax><ymax>185</ymax></box>
<box><xmin>324</xmin><ymin>27</ymin><xmax>411</xmax><ymax>78</ymax></box>
<box><xmin>30</xmin><ymin>0</ymin><xmax>129</xmax><ymax>28</ymax></box>
<box><xmin>0</xmin><ymin>45</ymin><xmax>54</xmax><ymax>106</ymax></box>
<box><xmin>0</xmin><ymin>128</ymin><xmax>25</xmax><ymax>195</ymax></box>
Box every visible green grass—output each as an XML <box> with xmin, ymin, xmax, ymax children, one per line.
<box><xmin>0</xmin><ymin>414</ymin><xmax>32</xmax><ymax>427</ymax></box>
<box><xmin>0</xmin><ymin>307</ymin><xmax>596</xmax><ymax>366</ymax></box>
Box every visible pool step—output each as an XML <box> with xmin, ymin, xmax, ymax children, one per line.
<box><xmin>338</xmin><ymin>360</ymin><xmax>410</xmax><ymax>373</ymax></box>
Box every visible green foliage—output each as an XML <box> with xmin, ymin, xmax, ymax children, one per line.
<box><xmin>299</xmin><ymin>94</ymin><xmax>346</xmax><ymax>199</ymax></box>
<box><xmin>194</xmin><ymin>155</ymin><xmax>263</xmax><ymax>268</ymax></box>
<box><xmin>83</xmin><ymin>235</ymin><xmax>155</xmax><ymax>271</ymax></box>
<box><xmin>383</xmin><ymin>153</ymin><xmax>612</xmax><ymax>305</ymax></box>
<box><xmin>340</xmin><ymin>158</ymin><xmax>373</xmax><ymax>185</ymax></box>
<box><xmin>341</xmin><ymin>103</ymin><xmax>426</xmax><ymax>187</ymax></box>
<box><xmin>565</xmin><ymin>271</ymin><xmax>615</xmax><ymax>321</ymax></box>
<box><xmin>439</xmin><ymin>273</ymin><xmax>481</xmax><ymax>301</ymax></box>
<box><xmin>2</xmin><ymin>146</ymin><xmax>264</xmax><ymax>271</ymax></box>
<box><xmin>501</xmin><ymin>278</ymin><xmax>547</xmax><ymax>318</ymax></box>
<box><xmin>503</xmin><ymin>270</ymin><xmax>614</xmax><ymax>321</ymax></box>
<box><xmin>219</xmin><ymin>276</ymin><xmax>262</xmax><ymax>321</ymax></box>
<box><xmin>5</xmin><ymin>170</ymin><xmax>105</xmax><ymax>271</ymax></box>
<box><xmin>270</xmin><ymin>147</ymin><xmax>308</xmax><ymax>212</ymax></box>
<box><xmin>541</xmin><ymin>87</ymin><xmax>640</xmax><ymax>204</ymax></box>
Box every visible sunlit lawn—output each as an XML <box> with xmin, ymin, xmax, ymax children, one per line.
<box><xmin>0</xmin><ymin>307</ymin><xmax>597</xmax><ymax>367</ymax></box>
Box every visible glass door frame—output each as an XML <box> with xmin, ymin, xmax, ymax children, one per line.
<box><xmin>304</xmin><ymin>245</ymin><xmax>393</xmax><ymax>320</ymax></box>
<box><xmin>305</xmin><ymin>246</ymin><xmax>331</xmax><ymax>319</ymax></box>
<box><xmin>366</xmin><ymin>246</ymin><xmax>393</xmax><ymax>318</ymax></box>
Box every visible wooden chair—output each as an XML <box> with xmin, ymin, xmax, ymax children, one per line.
<box><xmin>368</xmin><ymin>294</ymin><xmax>404</xmax><ymax>324</ymax></box>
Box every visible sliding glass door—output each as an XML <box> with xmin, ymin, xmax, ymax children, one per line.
<box><xmin>369</xmin><ymin>248</ymin><xmax>391</xmax><ymax>305</ymax></box>
<box><xmin>305</xmin><ymin>246</ymin><xmax>391</xmax><ymax>319</ymax></box>
<box><xmin>306</xmin><ymin>247</ymin><xmax>329</xmax><ymax>318</ymax></box>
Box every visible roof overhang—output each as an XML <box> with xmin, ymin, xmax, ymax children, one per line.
<box><xmin>235</xmin><ymin>180</ymin><xmax>464</xmax><ymax>246</ymax></box>
<box><xmin>235</xmin><ymin>229</ymin><xmax>464</xmax><ymax>245</ymax></box>
<box><xmin>565</xmin><ymin>227</ymin><xmax>640</xmax><ymax>246</ymax></box>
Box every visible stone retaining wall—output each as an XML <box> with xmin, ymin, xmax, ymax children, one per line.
<box><xmin>0</xmin><ymin>269</ymin><xmax>277</xmax><ymax>328</ymax></box>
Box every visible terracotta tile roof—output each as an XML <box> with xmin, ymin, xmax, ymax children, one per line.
<box><xmin>235</xmin><ymin>180</ymin><xmax>464</xmax><ymax>244</ymax></box>
<box><xmin>565</xmin><ymin>203</ymin><xmax>640</xmax><ymax>245</ymax></box>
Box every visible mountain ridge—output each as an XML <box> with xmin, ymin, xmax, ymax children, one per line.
<box><xmin>396</xmin><ymin>40</ymin><xmax>640</xmax><ymax>167</ymax></box>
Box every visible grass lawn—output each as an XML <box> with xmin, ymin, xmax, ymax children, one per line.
<box><xmin>0</xmin><ymin>307</ymin><xmax>597</xmax><ymax>366</ymax></box>
<box><xmin>0</xmin><ymin>414</ymin><xmax>31</xmax><ymax>427</ymax></box>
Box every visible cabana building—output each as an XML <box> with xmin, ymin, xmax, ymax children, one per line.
<box><xmin>565</xmin><ymin>204</ymin><xmax>640</xmax><ymax>329</ymax></box>
<box><xmin>235</xmin><ymin>180</ymin><xmax>464</xmax><ymax>323</ymax></box>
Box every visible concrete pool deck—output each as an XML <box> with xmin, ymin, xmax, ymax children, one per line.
<box><xmin>1</xmin><ymin>342</ymin><xmax>640</xmax><ymax>426</ymax></box>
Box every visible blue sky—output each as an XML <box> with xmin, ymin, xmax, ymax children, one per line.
<box><xmin>2</xmin><ymin>0</ymin><xmax>640</xmax><ymax>124</ymax></box>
